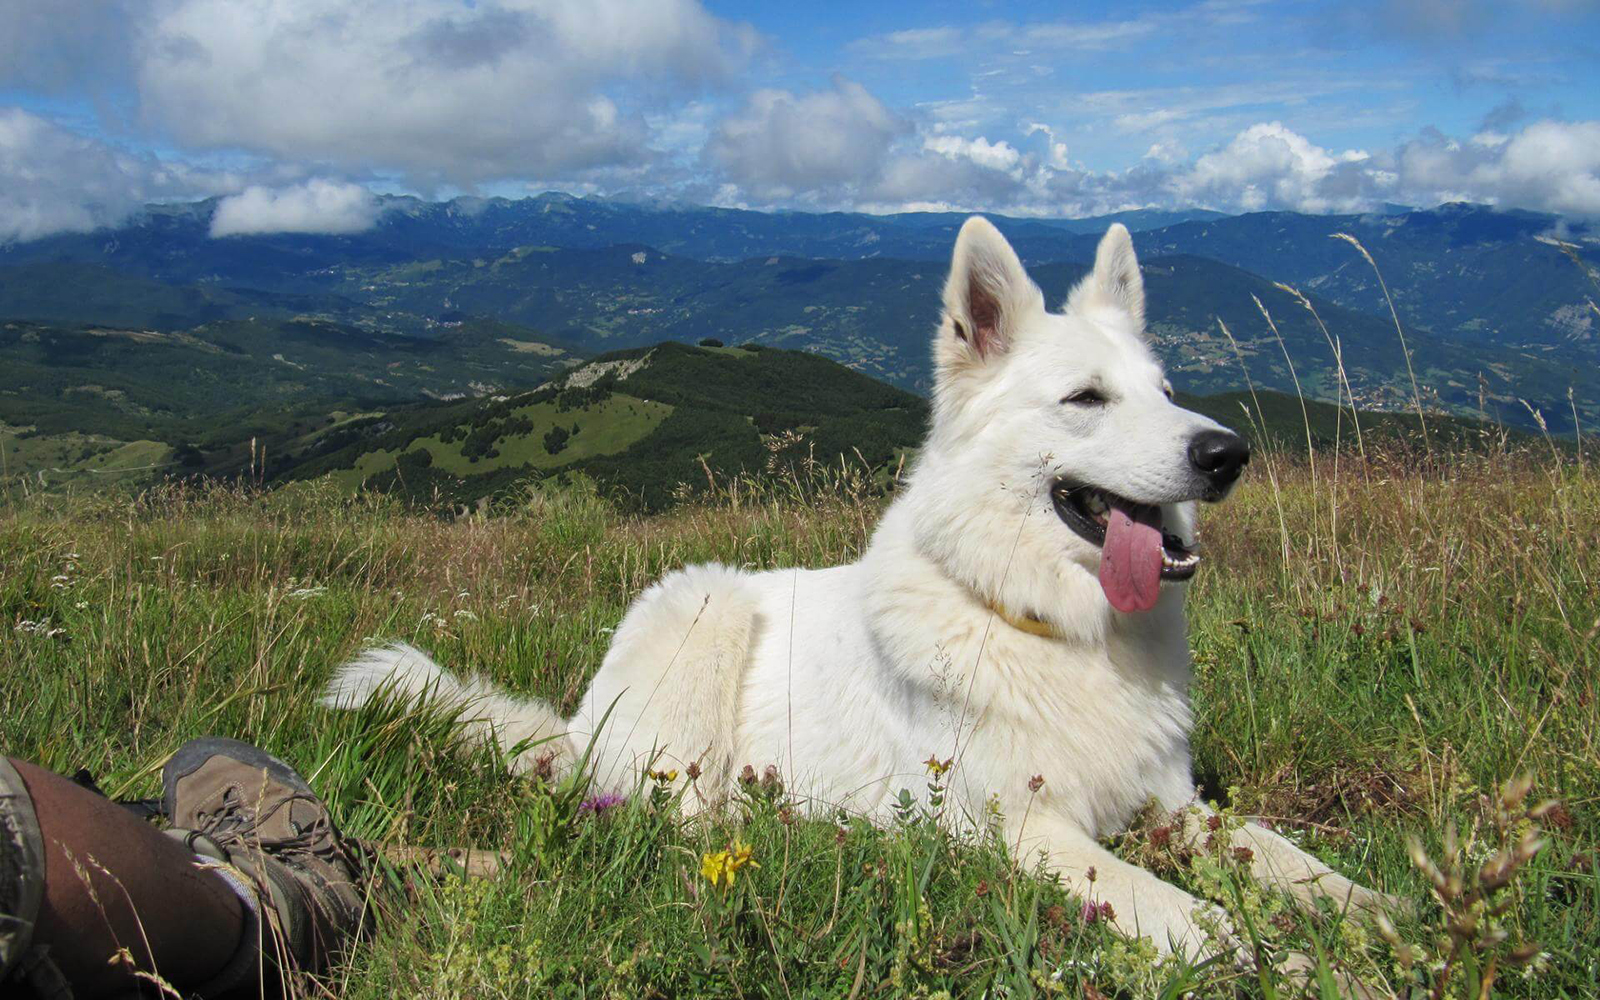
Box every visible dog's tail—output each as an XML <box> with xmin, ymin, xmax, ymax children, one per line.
<box><xmin>320</xmin><ymin>642</ymin><xmax>574</xmax><ymax>774</ymax></box>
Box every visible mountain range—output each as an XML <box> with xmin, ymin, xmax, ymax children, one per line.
<box><xmin>1</xmin><ymin>194</ymin><xmax>1595</xmax><ymax>495</ymax></box>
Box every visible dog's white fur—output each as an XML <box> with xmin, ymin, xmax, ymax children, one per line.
<box><xmin>324</xmin><ymin>219</ymin><xmax>1386</xmax><ymax>958</ymax></box>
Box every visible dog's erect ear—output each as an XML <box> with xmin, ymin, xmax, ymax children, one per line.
<box><xmin>940</xmin><ymin>216</ymin><xmax>1041</xmax><ymax>362</ymax></box>
<box><xmin>1068</xmin><ymin>223</ymin><xmax>1145</xmax><ymax>330</ymax></box>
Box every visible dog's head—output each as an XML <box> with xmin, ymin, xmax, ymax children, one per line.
<box><xmin>912</xmin><ymin>217</ymin><xmax>1248</xmax><ymax>619</ymax></box>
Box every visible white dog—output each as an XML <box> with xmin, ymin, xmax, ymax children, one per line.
<box><xmin>324</xmin><ymin>218</ymin><xmax>1385</xmax><ymax>959</ymax></box>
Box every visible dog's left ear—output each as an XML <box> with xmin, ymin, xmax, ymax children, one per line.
<box><xmin>1068</xmin><ymin>223</ymin><xmax>1145</xmax><ymax>330</ymax></box>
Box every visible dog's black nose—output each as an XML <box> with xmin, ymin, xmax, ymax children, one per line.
<box><xmin>1188</xmin><ymin>430</ymin><xmax>1250</xmax><ymax>488</ymax></box>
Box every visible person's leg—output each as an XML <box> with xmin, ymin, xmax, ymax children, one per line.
<box><xmin>9</xmin><ymin>758</ymin><xmax>251</xmax><ymax>999</ymax></box>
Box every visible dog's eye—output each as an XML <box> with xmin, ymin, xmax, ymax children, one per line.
<box><xmin>1161</xmin><ymin>381</ymin><xmax>1174</xmax><ymax>401</ymax></box>
<box><xmin>1061</xmin><ymin>388</ymin><xmax>1107</xmax><ymax>406</ymax></box>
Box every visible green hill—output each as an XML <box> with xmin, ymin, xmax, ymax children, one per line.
<box><xmin>271</xmin><ymin>341</ymin><xmax>1523</xmax><ymax>514</ymax></box>
<box><xmin>273</xmin><ymin>341</ymin><xmax>930</xmax><ymax>511</ymax></box>
<box><xmin>0</xmin><ymin>317</ymin><xmax>574</xmax><ymax>492</ymax></box>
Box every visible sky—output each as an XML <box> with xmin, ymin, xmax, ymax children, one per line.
<box><xmin>2</xmin><ymin>0</ymin><xmax>1598</xmax><ymax>242</ymax></box>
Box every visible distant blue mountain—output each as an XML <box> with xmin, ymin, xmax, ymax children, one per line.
<box><xmin>1</xmin><ymin>195</ymin><xmax>1595</xmax><ymax>433</ymax></box>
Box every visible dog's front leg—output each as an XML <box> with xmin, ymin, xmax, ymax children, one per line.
<box><xmin>1011</xmin><ymin>813</ymin><xmax>1232</xmax><ymax>961</ymax></box>
<box><xmin>1178</xmin><ymin>806</ymin><xmax>1397</xmax><ymax>918</ymax></box>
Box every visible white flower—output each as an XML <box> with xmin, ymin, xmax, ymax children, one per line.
<box><xmin>453</xmin><ymin>609</ymin><xmax>479</xmax><ymax>622</ymax></box>
<box><xmin>286</xmin><ymin>586</ymin><xmax>328</xmax><ymax>600</ymax></box>
<box><xmin>14</xmin><ymin>619</ymin><xmax>68</xmax><ymax>640</ymax></box>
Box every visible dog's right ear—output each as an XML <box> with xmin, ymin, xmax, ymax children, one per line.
<box><xmin>939</xmin><ymin>216</ymin><xmax>1041</xmax><ymax>366</ymax></box>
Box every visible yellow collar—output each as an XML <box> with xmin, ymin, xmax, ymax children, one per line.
<box><xmin>987</xmin><ymin>601</ymin><xmax>1065</xmax><ymax>640</ymax></box>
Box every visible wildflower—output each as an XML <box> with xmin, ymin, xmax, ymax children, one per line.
<box><xmin>700</xmin><ymin>840</ymin><xmax>759</xmax><ymax>888</ymax></box>
<box><xmin>924</xmin><ymin>755</ymin><xmax>952</xmax><ymax>777</ymax></box>
<box><xmin>738</xmin><ymin>764</ymin><xmax>757</xmax><ymax>786</ymax></box>
<box><xmin>648</xmin><ymin>768</ymin><xmax>678</xmax><ymax>784</ymax></box>
<box><xmin>530</xmin><ymin>750</ymin><xmax>558</xmax><ymax>783</ymax></box>
<box><xmin>1232</xmin><ymin>846</ymin><xmax>1254</xmax><ymax>865</ymax></box>
<box><xmin>685</xmin><ymin>761</ymin><xmax>702</xmax><ymax>780</ymax></box>
<box><xmin>14</xmin><ymin>619</ymin><xmax>68</xmax><ymax>641</ymax></box>
<box><xmin>1028</xmin><ymin>774</ymin><xmax>1045</xmax><ymax>793</ymax></box>
<box><xmin>700</xmin><ymin>850</ymin><xmax>727</xmax><ymax>886</ymax></box>
<box><xmin>286</xmin><ymin>586</ymin><xmax>327</xmax><ymax>600</ymax></box>
<box><xmin>1080</xmin><ymin>900</ymin><xmax>1115</xmax><ymax>924</ymax></box>
<box><xmin>452</xmin><ymin>609</ymin><xmax>478</xmax><ymax>621</ymax></box>
<box><xmin>578</xmin><ymin>792</ymin><xmax>625</xmax><ymax>816</ymax></box>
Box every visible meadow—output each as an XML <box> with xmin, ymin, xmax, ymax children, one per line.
<box><xmin>1</xmin><ymin>439</ymin><xmax>1596</xmax><ymax>998</ymax></box>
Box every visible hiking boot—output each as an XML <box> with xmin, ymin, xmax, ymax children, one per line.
<box><xmin>161</xmin><ymin>737</ymin><xmax>368</xmax><ymax>981</ymax></box>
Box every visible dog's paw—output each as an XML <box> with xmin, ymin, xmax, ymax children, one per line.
<box><xmin>1277</xmin><ymin>949</ymin><xmax>1392</xmax><ymax>1000</ymax></box>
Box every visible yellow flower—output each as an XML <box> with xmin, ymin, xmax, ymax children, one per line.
<box><xmin>701</xmin><ymin>850</ymin><xmax>729</xmax><ymax>887</ymax></box>
<box><xmin>649</xmin><ymin>768</ymin><xmax>679</xmax><ymax>784</ymax></box>
<box><xmin>924</xmin><ymin>755</ymin><xmax>952</xmax><ymax>777</ymax></box>
<box><xmin>728</xmin><ymin>840</ymin><xmax>758</xmax><ymax>880</ymax></box>
<box><xmin>700</xmin><ymin>840</ymin><xmax>759</xmax><ymax>888</ymax></box>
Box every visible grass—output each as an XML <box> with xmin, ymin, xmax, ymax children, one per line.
<box><xmin>328</xmin><ymin>396</ymin><xmax>672</xmax><ymax>489</ymax></box>
<box><xmin>1</xmin><ymin>443</ymin><xmax>1596</xmax><ymax>998</ymax></box>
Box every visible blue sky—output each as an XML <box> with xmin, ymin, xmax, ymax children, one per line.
<box><xmin>2</xmin><ymin>0</ymin><xmax>1598</xmax><ymax>241</ymax></box>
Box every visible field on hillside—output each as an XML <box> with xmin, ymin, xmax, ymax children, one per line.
<box><xmin>2</xmin><ymin>447</ymin><xmax>1596</xmax><ymax>998</ymax></box>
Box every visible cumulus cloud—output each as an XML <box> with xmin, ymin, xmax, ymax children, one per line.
<box><xmin>0</xmin><ymin>107</ymin><xmax>239</xmax><ymax>243</ymax></box>
<box><xmin>209</xmin><ymin>179</ymin><xmax>381</xmax><ymax>237</ymax></box>
<box><xmin>839</xmin><ymin>109</ymin><xmax>1600</xmax><ymax>220</ymax></box>
<box><xmin>134</xmin><ymin>0</ymin><xmax>756</xmax><ymax>188</ymax></box>
<box><xmin>1392</xmin><ymin>120</ymin><xmax>1600</xmax><ymax>217</ymax></box>
<box><xmin>705</xmin><ymin>75</ymin><xmax>908</xmax><ymax>200</ymax></box>
<box><xmin>1171</xmin><ymin>122</ymin><xmax>1373</xmax><ymax>213</ymax></box>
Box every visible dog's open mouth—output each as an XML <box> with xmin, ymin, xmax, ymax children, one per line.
<box><xmin>1051</xmin><ymin>482</ymin><xmax>1200</xmax><ymax>612</ymax></box>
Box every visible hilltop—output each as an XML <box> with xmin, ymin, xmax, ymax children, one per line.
<box><xmin>271</xmin><ymin>341</ymin><xmax>929</xmax><ymax>511</ymax></box>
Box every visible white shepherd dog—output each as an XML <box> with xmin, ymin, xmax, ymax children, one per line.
<box><xmin>325</xmin><ymin>218</ymin><xmax>1388</xmax><ymax>959</ymax></box>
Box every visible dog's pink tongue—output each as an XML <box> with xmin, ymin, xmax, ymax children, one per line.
<box><xmin>1099</xmin><ymin>504</ymin><xmax>1165</xmax><ymax>613</ymax></box>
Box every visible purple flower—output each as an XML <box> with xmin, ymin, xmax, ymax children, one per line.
<box><xmin>578</xmin><ymin>792</ymin><xmax>625</xmax><ymax>816</ymax></box>
<box><xmin>1080</xmin><ymin>900</ymin><xmax>1115</xmax><ymax>924</ymax></box>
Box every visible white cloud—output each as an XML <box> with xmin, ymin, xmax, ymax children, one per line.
<box><xmin>705</xmin><ymin>75</ymin><xmax>907</xmax><ymax>199</ymax></box>
<box><xmin>1393</xmin><ymin>120</ymin><xmax>1600</xmax><ymax>217</ymax></box>
<box><xmin>1026</xmin><ymin>124</ymin><xmax>1072</xmax><ymax>170</ymax></box>
<box><xmin>0</xmin><ymin>107</ymin><xmax>243</xmax><ymax>243</ymax></box>
<box><xmin>133</xmin><ymin>0</ymin><xmax>756</xmax><ymax>188</ymax></box>
<box><xmin>209</xmin><ymin>179</ymin><xmax>381</xmax><ymax>237</ymax></box>
<box><xmin>851</xmin><ymin>13</ymin><xmax>1167</xmax><ymax>60</ymax></box>
<box><xmin>923</xmin><ymin>135</ymin><xmax>1023</xmax><ymax>175</ymax></box>
<box><xmin>1171</xmin><ymin>122</ymin><xmax>1372</xmax><ymax>213</ymax></box>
